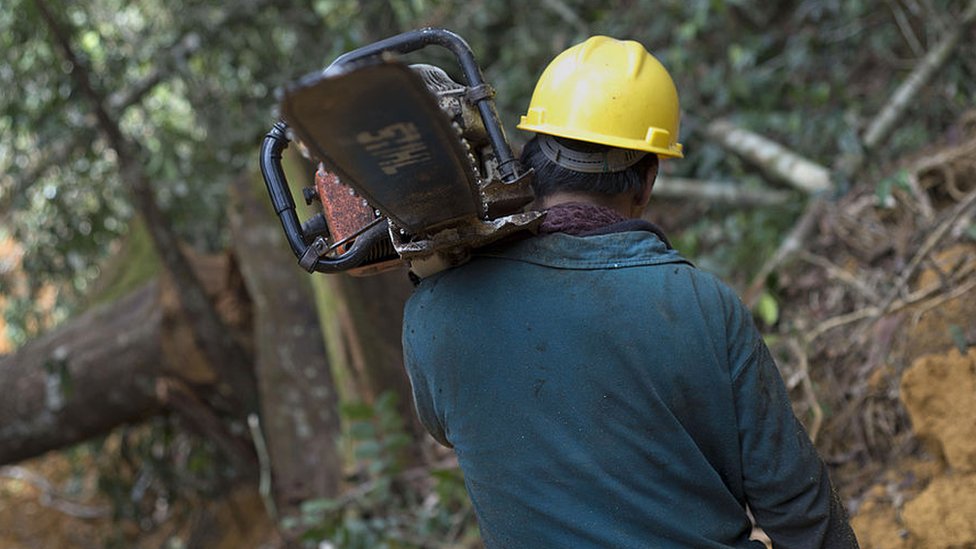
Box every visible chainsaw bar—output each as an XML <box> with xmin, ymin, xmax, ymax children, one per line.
<box><xmin>281</xmin><ymin>60</ymin><xmax>483</xmax><ymax>236</ymax></box>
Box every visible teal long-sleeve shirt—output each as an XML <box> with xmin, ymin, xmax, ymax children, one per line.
<box><xmin>402</xmin><ymin>226</ymin><xmax>857</xmax><ymax>548</ymax></box>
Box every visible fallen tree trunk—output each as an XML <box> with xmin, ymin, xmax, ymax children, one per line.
<box><xmin>0</xmin><ymin>245</ymin><xmax>253</xmax><ymax>466</ymax></box>
<box><xmin>0</xmin><ymin>282</ymin><xmax>165</xmax><ymax>464</ymax></box>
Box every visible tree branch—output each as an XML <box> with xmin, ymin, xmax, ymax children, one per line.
<box><xmin>107</xmin><ymin>31</ymin><xmax>202</xmax><ymax>112</ymax></box>
<box><xmin>540</xmin><ymin>0</ymin><xmax>589</xmax><ymax>35</ymax></box>
<box><xmin>741</xmin><ymin>196</ymin><xmax>829</xmax><ymax>307</ymax></box>
<box><xmin>33</xmin><ymin>0</ymin><xmax>257</xmax><ymax>413</ymax></box>
<box><xmin>0</xmin><ymin>466</ymin><xmax>111</xmax><ymax>519</ymax></box>
<box><xmin>702</xmin><ymin>119</ymin><xmax>833</xmax><ymax>194</ymax></box>
<box><xmin>863</xmin><ymin>1</ymin><xmax>976</xmax><ymax>149</ymax></box>
<box><xmin>654</xmin><ymin>176</ymin><xmax>794</xmax><ymax>206</ymax></box>
<box><xmin>714</xmin><ymin>4</ymin><xmax>975</xmax><ymax>306</ymax></box>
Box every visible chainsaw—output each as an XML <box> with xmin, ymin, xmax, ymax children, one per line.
<box><xmin>259</xmin><ymin>28</ymin><xmax>540</xmax><ymax>277</ymax></box>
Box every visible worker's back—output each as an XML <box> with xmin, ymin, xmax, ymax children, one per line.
<box><xmin>403</xmin><ymin>228</ymin><xmax>851</xmax><ymax>548</ymax></box>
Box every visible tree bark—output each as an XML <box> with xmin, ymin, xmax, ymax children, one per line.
<box><xmin>325</xmin><ymin>272</ymin><xmax>415</xmax><ymax>415</ymax></box>
<box><xmin>0</xmin><ymin>283</ymin><xmax>165</xmax><ymax>464</ymax></box>
<box><xmin>229</xmin><ymin>174</ymin><xmax>342</xmax><ymax>522</ymax></box>
<box><xmin>0</xmin><ymin>246</ymin><xmax>253</xmax><ymax>466</ymax></box>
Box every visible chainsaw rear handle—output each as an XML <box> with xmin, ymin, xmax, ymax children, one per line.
<box><xmin>259</xmin><ymin>121</ymin><xmax>389</xmax><ymax>273</ymax></box>
<box><xmin>325</xmin><ymin>27</ymin><xmax>521</xmax><ymax>183</ymax></box>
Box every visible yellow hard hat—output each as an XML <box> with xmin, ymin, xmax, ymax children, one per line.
<box><xmin>517</xmin><ymin>36</ymin><xmax>683</xmax><ymax>158</ymax></box>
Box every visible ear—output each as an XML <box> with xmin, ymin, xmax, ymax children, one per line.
<box><xmin>635</xmin><ymin>158</ymin><xmax>658</xmax><ymax>208</ymax></box>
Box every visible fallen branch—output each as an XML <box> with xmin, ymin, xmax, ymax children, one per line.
<box><xmin>910</xmin><ymin>275</ymin><xmax>976</xmax><ymax>323</ymax></box>
<box><xmin>806</xmin><ymin>261</ymin><xmax>976</xmax><ymax>343</ymax></box>
<box><xmin>702</xmin><ymin>119</ymin><xmax>833</xmax><ymax>194</ymax></box>
<box><xmin>742</xmin><ymin>196</ymin><xmax>829</xmax><ymax>307</ymax></box>
<box><xmin>862</xmin><ymin>1</ymin><xmax>976</xmax><ymax>149</ymax></box>
<box><xmin>654</xmin><ymin>176</ymin><xmax>793</xmax><ymax>206</ymax></box>
<box><xmin>908</xmin><ymin>128</ymin><xmax>976</xmax><ymax>175</ymax></box>
<box><xmin>797</xmin><ymin>250</ymin><xmax>880</xmax><ymax>301</ymax></box>
<box><xmin>786</xmin><ymin>339</ymin><xmax>824</xmax><ymax>443</ymax></box>
<box><xmin>0</xmin><ymin>283</ymin><xmax>165</xmax><ymax>465</ymax></box>
<box><xmin>0</xmin><ymin>465</ymin><xmax>110</xmax><ymax>519</ymax></box>
<box><xmin>869</xmin><ymin>186</ymin><xmax>976</xmax><ymax>321</ymax></box>
<box><xmin>729</xmin><ymin>5</ymin><xmax>976</xmax><ymax>306</ymax></box>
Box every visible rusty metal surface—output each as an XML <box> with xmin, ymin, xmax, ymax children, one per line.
<box><xmin>315</xmin><ymin>165</ymin><xmax>377</xmax><ymax>252</ymax></box>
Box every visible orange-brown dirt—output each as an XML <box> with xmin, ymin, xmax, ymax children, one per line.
<box><xmin>850</xmin><ymin>258</ymin><xmax>976</xmax><ymax>548</ymax></box>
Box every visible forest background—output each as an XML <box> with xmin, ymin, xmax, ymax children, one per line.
<box><xmin>2</xmin><ymin>0</ymin><xmax>976</xmax><ymax>547</ymax></box>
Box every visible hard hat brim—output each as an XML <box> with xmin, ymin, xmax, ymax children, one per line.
<box><xmin>517</xmin><ymin>121</ymin><xmax>684</xmax><ymax>159</ymax></box>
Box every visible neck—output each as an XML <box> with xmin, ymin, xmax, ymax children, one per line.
<box><xmin>534</xmin><ymin>191</ymin><xmax>641</xmax><ymax>219</ymax></box>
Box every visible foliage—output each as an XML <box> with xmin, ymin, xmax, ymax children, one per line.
<box><xmin>73</xmin><ymin>416</ymin><xmax>231</xmax><ymax>547</ymax></box>
<box><xmin>3</xmin><ymin>0</ymin><xmax>975</xmax><ymax>336</ymax></box>
<box><xmin>287</xmin><ymin>392</ymin><xmax>477</xmax><ymax>548</ymax></box>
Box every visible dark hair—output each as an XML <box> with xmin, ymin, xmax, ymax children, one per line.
<box><xmin>520</xmin><ymin>136</ymin><xmax>658</xmax><ymax>199</ymax></box>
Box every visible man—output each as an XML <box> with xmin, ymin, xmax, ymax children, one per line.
<box><xmin>402</xmin><ymin>36</ymin><xmax>858</xmax><ymax>548</ymax></box>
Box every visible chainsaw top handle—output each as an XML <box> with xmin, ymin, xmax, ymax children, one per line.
<box><xmin>259</xmin><ymin>27</ymin><xmax>521</xmax><ymax>274</ymax></box>
<box><xmin>326</xmin><ymin>27</ymin><xmax>519</xmax><ymax>183</ymax></box>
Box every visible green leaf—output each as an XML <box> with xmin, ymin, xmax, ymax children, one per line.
<box><xmin>354</xmin><ymin>440</ymin><xmax>382</xmax><ymax>460</ymax></box>
<box><xmin>384</xmin><ymin>433</ymin><xmax>412</xmax><ymax>453</ymax></box>
<box><xmin>348</xmin><ymin>421</ymin><xmax>376</xmax><ymax>441</ymax></box>
<box><xmin>755</xmin><ymin>291</ymin><xmax>779</xmax><ymax>327</ymax></box>
<box><xmin>964</xmin><ymin>223</ymin><xmax>976</xmax><ymax>242</ymax></box>
<box><xmin>301</xmin><ymin>497</ymin><xmax>341</xmax><ymax>516</ymax></box>
<box><xmin>429</xmin><ymin>468</ymin><xmax>463</xmax><ymax>482</ymax></box>
<box><xmin>375</xmin><ymin>391</ymin><xmax>400</xmax><ymax>415</ymax></box>
<box><xmin>876</xmin><ymin>169</ymin><xmax>910</xmax><ymax>207</ymax></box>
<box><xmin>341</xmin><ymin>401</ymin><xmax>375</xmax><ymax>421</ymax></box>
<box><xmin>948</xmin><ymin>324</ymin><xmax>968</xmax><ymax>354</ymax></box>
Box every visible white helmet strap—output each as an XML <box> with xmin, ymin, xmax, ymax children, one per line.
<box><xmin>538</xmin><ymin>134</ymin><xmax>647</xmax><ymax>174</ymax></box>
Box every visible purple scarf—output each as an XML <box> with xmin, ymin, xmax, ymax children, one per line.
<box><xmin>538</xmin><ymin>202</ymin><xmax>626</xmax><ymax>236</ymax></box>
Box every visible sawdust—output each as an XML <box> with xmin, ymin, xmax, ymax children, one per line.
<box><xmin>849</xmin><ymin>456</ymin><xmax>944</xmax><ymax>548</ymax></box>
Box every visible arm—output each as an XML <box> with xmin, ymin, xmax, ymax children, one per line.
<box><xmin>401</xmin><ymin>305</ymin><xmax>453</xmax><ymax>449</ymax></box>
<box><xmin>728</xmin><ymin>300</ymin><xmax>858</xmax><ymax>548</ymax></box>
